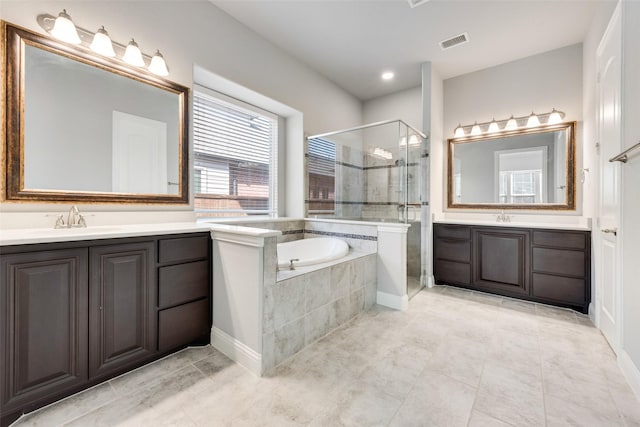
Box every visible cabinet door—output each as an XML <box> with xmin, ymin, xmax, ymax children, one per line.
<box><xmin>473</xmin><ymin>228</ymin><xmax>529</xmax><ymax>295</ymax></box>
<box><xmin>89</xmin><ymin>242</ymin><xmax>156</xmax><ymax>379</ymax></box>
<box><xmin>0</xmin><ymin>249</ymin><xmax>88</xmax><ymax>414</ymax></box>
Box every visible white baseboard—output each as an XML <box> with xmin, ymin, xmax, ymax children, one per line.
<box><xmin>588</xmin><ymin>302</ymin><xmax>596</xmax><ymax>324</ymax></box>
<box><xmin>377</xmin><ymin>291</ymin><xmax>409</xmax><ymax>311</ymax></box>
<box><xmin>619</xmin><ymin>350</ymin><xmax>640</xmax><ymax>400</ymax></box>
<box><xmin>211</xmin><ymin>327</ymin><xmax>262</xmax><ymax>376</ymax></box>
<box><xmin>427</xmin><ymin>275</ymin><xmax>435</xmax><ymax>288</ymax></box>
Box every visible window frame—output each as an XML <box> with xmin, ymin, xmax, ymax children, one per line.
<box><xmin>193</xmin><ymin>84</ymin><xmax>279</xmax><ymax>218</ymax></box>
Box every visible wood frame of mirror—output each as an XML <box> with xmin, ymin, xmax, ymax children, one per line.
<box><xmin>1</xmin><ymin>21</ymin><xmax>190</xmax><ymax>204</ymax></box>
<box><xmin>447</xmin><ymin>121</ymin><xmax>576</xmax><ymax>210</ymax></box>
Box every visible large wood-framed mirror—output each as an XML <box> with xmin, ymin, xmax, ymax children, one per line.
<box><xmin>447</xmin><ymin>121</ymin><xmax>576</xmax><ymax>210</ymax></box>
<box><xmin>2</xmin><ymin>21</ymin><xmax>189</xmax><ymax>204</ymax></box>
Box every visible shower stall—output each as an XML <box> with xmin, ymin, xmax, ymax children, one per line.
<box><xmin>307</xmin><ymin>119</ymin><xmax>428</xmax><ymax>299</ymax></box>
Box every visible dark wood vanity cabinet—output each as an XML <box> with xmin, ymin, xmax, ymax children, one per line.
<box><xmin>0</xmin><ymin>249</ymin><xmax>89</xmax><ymax>421</ymax></box>
<box><xmin>472</xmin><ymin>228</ymin><xmax>529</xmax><ymax>296</ymax></box>
<box><xmin>434</xmin><ymin>223</ymin><xmax>590</xmax><ymax>313</ymax></box>
<box><xmin>89</xmin><ymin>241</ymin><xmax>156</xmax><ymax>380</ymax></box>
<box><xmin>0</xmin><ymin>232</ymin><xmax>211</xmax><ymax>426</ymax></box>
<box><xmin>157</xmin><ymin>235</ymin><xmax>211</xmax><ymax>352</ymax></box>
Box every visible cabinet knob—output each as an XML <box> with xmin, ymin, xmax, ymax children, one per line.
<box><xmin>601</xmin><ymin>228</ymin><xmax>617</xmax><ymax>236</ymax></box>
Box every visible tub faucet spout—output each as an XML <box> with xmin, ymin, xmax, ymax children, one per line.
<box><xmin>289</xmin><ymin>258</ymin><xmax>300</xmax><ymax>270</ymax></box>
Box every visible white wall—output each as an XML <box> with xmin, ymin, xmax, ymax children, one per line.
<box><xmin>0</xmin><ymin>1</ymin><xmax>362</xmax><ymax>225</ymax></box>
<box><xmin>441</xmin><ymin>44</ymin><xmax>584</xmax><ymax>220</ymax></box>
<box><xmin>422</xmin><ymin>62</ymin><xmax>444</xmax><ymax>285</ymax></box>
<box><xmin>363</xmin><ymin>86</ymin><xmax>423</xmax><ymax>130</ymax></box>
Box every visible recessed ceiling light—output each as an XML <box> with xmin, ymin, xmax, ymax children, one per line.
<box><xmin>381</xmin><ymin>71</ymin><xmax>394</xmax><ymax>81</ymax></box>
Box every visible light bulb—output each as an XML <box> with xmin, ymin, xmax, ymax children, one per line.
<box><xmin>505</xmin><ymin>116</ymin><xmax>518</xmax><ymax>130</ymax></box>
<box><xmin>527</xmin><ymin>112</ymin><xmax>540</xmax><ymax>127</ymax></box>
<box><xmin>123</xmin><ymin>39</ymin><xmax>145</xmax><ymax>67</ymax></box>
<box><xmin>381</xmin><ymin>71</ymin><xmax>394</xmax><ymax>81</ymax></box>
<box><xmin>90</xmin><ymin>26</ymin><xmax>115</xmax><ymax>57</ymax></box>
<box><xmin>454</xmin><ymin>124</ymin><xmax>465</xmax><ymax>138</ymax></box>
<box><xmin>149</xmin><ymin>50</ymin><xmax>169</xmax><ymax>76</ymax></box>
<box><xmin>470</xmin><ymin>122</ymin><xmax>481</xmax><ymax>136</ymax></box>
<box><xmin>51</xmin><ymin>9</ymin><xmax>81</xmax><ymax>44</ymax></box>
<box><xmin>487</xmin><ymin>119</ymin><xmax>500</xmax><ymax>133</ymax></box>
<box><xmin>373</xmin><ymin>147</ymin><xmax>393</xmax><ymax>160</ymax></box>
<box><xmin>547</xmin><ymin>108</ymin><xmax>564</xmax><ymax>125</ymax></box>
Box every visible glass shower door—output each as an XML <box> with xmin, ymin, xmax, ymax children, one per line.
<box><xmin>399</xmin><ymin>123</ymin><xmax>424</xmax><ymax>299</ymax></box>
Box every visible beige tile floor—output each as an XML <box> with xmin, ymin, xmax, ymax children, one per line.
<box><xmin>407</xmin><ymin>276</ymin><xmax>423</xmax><ymax>300</ymax></box>
<box><xmin>11</xmin><ymin>285</ymin><xmax>640</xmax><ymax>427</ymax></box>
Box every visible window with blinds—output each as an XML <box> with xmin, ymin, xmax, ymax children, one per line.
<box><xmin>307</xmin><ymin>138</ymin><xmax>336</xmax><ymax>213</ymax></box>
<box><xmin>194</xmin><ymin>88</ymin><xmax>278</xmax><ymax>217</ymax></box>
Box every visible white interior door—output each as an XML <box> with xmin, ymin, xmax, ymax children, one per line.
<box><xmin>596</xmin><ymin>4</ymin><xmax>622</xmax><ymax>353</ymax></box>
<box><xmin>112</xmin><ymin>111</ymin><xmax>167</xmax><ymax>194</ymax></box>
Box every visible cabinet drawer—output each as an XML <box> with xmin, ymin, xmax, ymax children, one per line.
<box><xmin>158</xmin><ymin>299</ymin><xmax>210</xmax><ymax>352</ymax></box>
<box><xmin>158</xmin><ymin>260</ymin><xmax>209</xmax><ymax>309</ymax></box>
<box><xmin>532</xmin><ymin>247</ymin><xmax>585</xmax><ymax>277</ymax></box>
<box><xmin>434</xmin><ymin>225</ymin><xmax>471</xmax><ymax>240</ymax></box>
<box><xmin>434</xmin><ymin>260</ymin><xmax>471</xmax><ymax>285</ymax></box>
<box><xmin>532</xmin><ymin>273</ymin><xmax>585</xmax><ymax>305</ymax></box>
<box><xmin>532</xmin><ymin>231</ymin><xmax>586</xmax><ymax>249</ymax></box>
<box><xmin>435</xmin><ymin>238</ymin><xmax>471</xmax><ymax>263</ymax></box>
<box><xmin>158</xmin><ymin>235</ymin><xmax>209</xmax><ymax>264</ymax></box>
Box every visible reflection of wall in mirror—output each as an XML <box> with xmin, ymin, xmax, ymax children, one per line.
<box><xmin>23</xmin><ymin>45</ymin><xmax>180</xmax><ymax>194</ymax></box>
<box><xmin>554</xmin><ymin>132</ymin><xmax>567</xmax><ymax>202</ymax></box>
<box><xmin>453</xmin><ymin>131</ymin><xmax>566</xmax><ymax>204</ymax></box>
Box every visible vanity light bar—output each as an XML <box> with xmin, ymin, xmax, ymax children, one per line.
<box><xmin>453</xmin><ymin>108</ymin><xmax>565</xmax><ymax>137</ymax></box>
<box><xmin>37</xmin><ymin>11</ymin><xmax>169</xmax><ymax>77</ymax></box>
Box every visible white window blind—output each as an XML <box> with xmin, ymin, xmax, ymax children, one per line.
<box><xmin>194</xmin><ymin>88</ymin><xmax>278</xmax><ymax>217</ymax></box>
<box><xmin>307</xmin><ymin>138</ymin><xmax>336</xmax><ymax>213</ymax></box>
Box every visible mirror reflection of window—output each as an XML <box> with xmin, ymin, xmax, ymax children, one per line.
<box><xmin>495</xmin><ymin>147</ymin><xmax>547</xmax><ymax>204</ymax></box>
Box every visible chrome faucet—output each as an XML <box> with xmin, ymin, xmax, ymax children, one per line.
<box><xmin>54</xmin><ymin>205</ymin><xmax>87</xmax><ymax>228</ymax></box>
<box><xmin>289</xmin><ymin>258</ymin><xmax>300</xmax><ymax>270</ymax></box>
<box><xmin>496</xmin><ymin>210</ymin><xmax>511</xmax><ymax>223</ymax></box>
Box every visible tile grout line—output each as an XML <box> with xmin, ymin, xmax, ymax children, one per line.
<box><xmin>536</xmin><ymin>304</ymin><xmax>550</xmax><ymax>427</ymax></box>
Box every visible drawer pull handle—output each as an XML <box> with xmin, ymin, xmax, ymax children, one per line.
<box><xmin>601</xmin><ymin>228</ymin><xmax>617</xmax><ymax>236</ymax></box>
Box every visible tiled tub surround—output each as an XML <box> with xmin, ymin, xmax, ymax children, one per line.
<box><xmin>216</xmin><ymin>217</ymin><xmax>305</xmax><ymax>243</ymax></box>
<box><xmin>262</xmin><ymin>252</ymin><xmax>377</xmax><ymax>372</ymax></box>
<box><xmin>209</xmin><ymin>218</ymin><xmax>409</xmax><ymax>375</ymax></box>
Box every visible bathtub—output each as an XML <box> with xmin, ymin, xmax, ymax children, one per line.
<box><xmin>277</xmin><ymin>237</ymin><xmax>349</xmax><ymax>268</ymax></box>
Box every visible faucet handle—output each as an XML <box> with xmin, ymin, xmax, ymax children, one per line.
<box><xmin>54</xmin><ymin>214</ymin><xmax>66</xmax><ymax>229</ymax></box>
<box><xmin>77</xmin><ymin>214</ymin><xmax>87</xmax><ymax>228</ymax></box>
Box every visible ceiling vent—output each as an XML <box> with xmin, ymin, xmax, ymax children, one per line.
<box><xmin>407</xmin><ymin>0</ymin><xmax>430</xmax><ymax>8</ymax></box>
<box><xmin>439</xmin><ymin>32</ymin><xmax>469</xmax><ymax>50</ymax></box>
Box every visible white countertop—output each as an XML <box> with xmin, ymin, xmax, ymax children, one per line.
<box><xmin>433</xmin><ymin>219</ymin><xmax>591</xmax><ymax>231</ymax></box>
<box><xmin>0</xmin><ymin>222</ymin><xmax>281</xmax><ymax>246</ymax></box>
